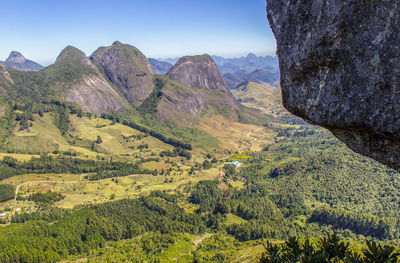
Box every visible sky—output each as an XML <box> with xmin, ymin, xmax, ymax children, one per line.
<box><xmin>0</xmin><ymin>0</ymin><xmax>276</xmax><ymax>66</ymax></box>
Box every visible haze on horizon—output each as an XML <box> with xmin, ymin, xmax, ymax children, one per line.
<box><xmin>0</xmin><ymin>0</ymin><xmax>276</xmax><ymax>66</ymax></box>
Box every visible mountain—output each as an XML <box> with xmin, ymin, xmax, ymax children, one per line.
<box><xmin>159</xmin><ymin>57</ymin><xmax>180</xmax><ymax>65</ymax></box>
<box><xmin>3</xmin><ymin>51</ymin><xmax>43</xmax><ymax>71</ymax></box>
<box><xmin>223</xmin><ymin>69</ymin><xmax>280</xmax><ymax>89</ymax></box>
<box><xmin>3</xmin><ymin>46</ymin><xmax>129</xmax><ymax>115</ymax></box>
<box><xmin>56</xmin><ymin>46</ymin><xmax>129</xmax><ymax>114</ymax></box>
<box><xmin>212</xmin><ymin>53</ymin><xmax>279</xmax><ymax>75</ymax></box>
<box><xmin>156</xmin><ymin>54</ymin><xmax>281</xmax><ymax>88</ymax></box>
<box><xmin>148</xmin><ymin>58</ymin><xmax>173</xmax><ymax>74</ymax></box>
<box><xmin>212</xmin><ymin>54</ymin><xmax>280</xmax><ymax>88</ymax></box>
<box><xmin>231</xmin><ymin>81</ymin><xmax>285</xmax><ymax>117</ymax></box>
<box><xmin>91</xmin><ymin>41</ymin><xmax>155</xmax><ymax>106</ymax></box>
<box><xmin>167</xmin><ymin>55</ymin><xmax>240</xmax><ymax>109</ymax></box>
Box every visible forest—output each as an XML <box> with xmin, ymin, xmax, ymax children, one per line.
<box><xmin>0</xmin><ymin>95</ymin><xmax>400</xmax><ymax>262</ymax></box>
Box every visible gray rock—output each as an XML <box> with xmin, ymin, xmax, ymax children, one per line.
<box><xmin>91</xmin><ymin>41</ymin><xmax>155</xmax><ymax>106</ymax></box>
<box><xmin>0</xmin><ymin>62</ymin><xmax>12</xmax><ymax>95</ymax></box>
<box><xmin>55</xmin><ymin>46</ymin><xmax>129</xmax><ymax>115</ymax></box>
<box><xmin>266</xmin><ymin>0</ymin><xmax>400</xmax><ymax>170</ymax></box>
<box><xmin>6</xmin><ymin>51</ymin><xmax>26</xmax><ymax>64</ymax></box>
<box><xmin>167</xmin><ymin>55</ymin><xmax>240</xmax><ymax>108</ymax></box>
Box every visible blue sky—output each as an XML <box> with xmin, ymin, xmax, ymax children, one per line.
<box><xmin>0</xmin><ymin>0</ymin><xmax>276</xmax><ymax>66</ymax></box>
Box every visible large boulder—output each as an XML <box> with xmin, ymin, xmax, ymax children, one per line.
<box><xmin>266</xmin><ymin>0</ymin><xmax>400</xmax><ymax>170</ymax></box>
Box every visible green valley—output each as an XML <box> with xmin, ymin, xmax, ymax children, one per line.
<box><xmin>0</xmin><ymin>42</ymin><xmax>399</xmax><ymax>263</ymax></box>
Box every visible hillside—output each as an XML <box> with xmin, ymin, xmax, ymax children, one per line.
<box><xmin>3</xmin><ymin>46</ymin><xmax>130</xmax><ymax>115</ymax></box>
<box><xmin>0</xmin><ymin>62</ymin><xmax>13</xmax><ymax>95</ymax></box>
<box><xmin>1</xmin><ymin>108</ymin><xmax>400</xmax><ymax>262</ymax></box>
<box><xmin>167</xmin><ymin>55</ymin><xmax>240</xmax><ymax>109</ymax></box>
<box><xmin>91</xmin><ymin>41</ymin><xmax>155</xmax><ymax>106</ymax></box>
<box><xmin>231</xmin><ymin>81</ymin><xmax>286</xmax><ymax>117</ymax></box>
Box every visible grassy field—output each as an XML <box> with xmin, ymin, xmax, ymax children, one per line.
<box><xmin>4</xmin><ymin>113</ymin><xmax>174</xmax><ymax>159</ymax></box>
<box><xmin>0</xmin><ymin>111</ymin><xmax>260</xmax><ymax>210</ymax></box>
<box><xmin>0</xmin><ymin>153</ymin><xmax>39</xmax><ymax>162</ymax></box>
<box><xmin>0</xmin><ymin>165</ymin><xmax>221</xmax><ymax>209</ymax></box>
<box><xmin>195</xmin><ymin>115</ymin><xmax>275</xmax><ymax>154</ymax></box>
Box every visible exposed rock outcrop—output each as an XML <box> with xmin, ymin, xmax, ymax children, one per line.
<box><xmin>266</xmin><ymin>0</ymin><xmax>400</xmax><ymax>170</ymax></box>
<box><xmin>4</xmin><ymin>51</ymin><xmax>43</xmax><ymax>71</ymax></box>
<box><xmin>0</xmin><ymin>62</ymin><xmax>12</xmax><ymax>95</ymax></box>
<box><xmin>55</xmin><ymin>46</ymin><xmax>129</xmax><ymax>115</ymax></box>
<box><xmin>155</xmin><ymin>78</ymin><xmax>210</xmax><ymax>123</ymax></box>
<box><xmin>167</xmin><ymin>55</ymin><xmax>240</xmax><ymax>108</ymax></box>
<box><xmin>91</xmin><ymin>41</ymin><xmax>155</xmax><ymax>106</ymax></box>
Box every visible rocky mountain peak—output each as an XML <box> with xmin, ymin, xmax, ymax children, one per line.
<box><xmin>3</xmin><ymin>51</ymin><xmax>43</xmax><ymax>72</ymax></box>
<box><xmin>6</xmin><ymin>51</ymin><xmax>26</xmax><ymax>64</ymax></box>
<box><xmin>168</xmin><ymin>55</ymin><xmax>228</xmax><ymax>92</ymax></box>
<box><xmin>91</xmin><ymin>41</ymin><xmax>155</xmax><ymax>105</ymax></box>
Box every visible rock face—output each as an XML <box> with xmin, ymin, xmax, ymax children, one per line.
<box><xmin>6</xmin><ymin>51</ymin><xmax>25</xmax><ymax>64</ymax></box>
<box><xmin>55</xmin><ymin>46</ymin><xmax>129</xmax><ymax>115</ymax></box>
<box><xmin>167</xmin><ymin>55</ymin><xmax>240</xmax><ymax>108</ymax></box>
<box><xmin>0</xmin><ymin>62</ymin><xmax>12</xmax><ymax>95</ymax></box>
<box><xmin>155</xmin><ymin>78</ymin><xmax>210</xmax><ymax>123</ymax></box>
<box><xmin>4</xmin><ymin>51</ymin><xmax>43</xmax><ymax>71</ymax></box>
<box><xmin>91</xmin><ymin>41</ymin><xmax>155</xmax><ymax>106</ymax></box>
<box><xmin>266</xmin><ymin>0</ymin><xmax>400</xmax><ymax>170</ymax></box>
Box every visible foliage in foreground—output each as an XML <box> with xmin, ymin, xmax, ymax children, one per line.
<box><xmin>260</xmin><ymin>234</ymin><xmax>400</xmax><ymax>263</ymax></box>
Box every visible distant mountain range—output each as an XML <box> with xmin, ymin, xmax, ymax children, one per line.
<box><xmin>150</xmin><ymin>53</ymin><xmax>280</xmax><ymax>89</ymax></box>
<box><xmin>0</xmin><ymin>42</ymin><xmax>253</xmax><ymax>127</ymax></box>
<box><xmin>2</xmin><ymin>51</ymin><xmax>43</xmax><ymax>71</ymax></box>
<box><xmin>148</xmin><ymin>58</ymin><xmax>173</xmax><ymax>74</ymax></box>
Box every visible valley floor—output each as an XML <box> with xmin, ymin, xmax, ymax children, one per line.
<box><xmin>0</xmin><ymin>103</ymin><xmax>400</xmax><ymax>262</ymax></box>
